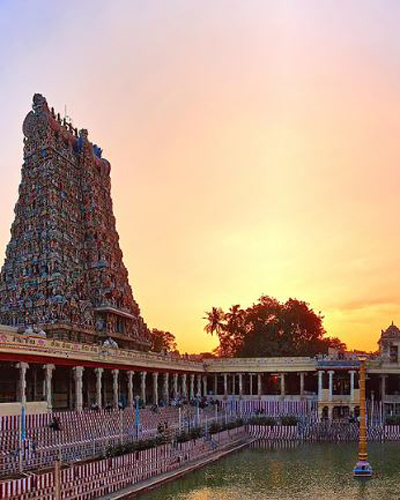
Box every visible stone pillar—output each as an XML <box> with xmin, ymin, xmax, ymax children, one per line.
<box><xmin>189</xmin><ymin>374</ymin><xmax>195</xmax><ymax>399</ymax></box>
<box><xmin>73</xmin><ymin>366</ymin><xmax>84</xmax><ymax>412</ymax></box>
<box><xmin>328</xmin><ymin>370</ymin><xmax>334</xmax><ymax>402</ymax></box>
<box><xmin>173</xmin><ymin>373</ymin><xmax>179</xmax><ymax>399</ymax></box>
<box><xmin>181</xmin><ymin>373</ymin><xmax>188</xmax><ymax>399</ymax></box>
<box><xmin>318</xmin><ymin>370</ymin><xmax>324</xmax><ymax>399</ymax></box>
<box><xmin>349</xmin><ymin>370</ymin><xmax>355</xmax><ymax>402</ymax></box>
<box><xmin>196</xmin><ymin>374</ymin><xmax>201</xmax><ymax>397</ymax></box>
<box><xmin>300</xmin><ymin>373</ymin><xmax>305</xmax><ymax>396</ymax></box>
<box><xmin>17</xmin><ymin>362</ymin><xmax>29</xmax><ymax>405</ymax></box>
<box><xmin>231</xmin><ymin>374</ymin><xmax>235</xmax><ymax>395</ymax></box>
<box><xmin>152</xmin><ymin>372</ymin><xmax>159</xmax><ymax>405</ymax></box>
<box><xmin>202</xmin><ymin>375</ymin><xmax>208</xmax><ymax>397</ymax></box>
<box><xmin>112</xmin><ymin>369</ymin><xmax>119</xmax><ymax>409</ymax></box>
<box><xmin>44</xmin><ymin>364</ymin><xmax>55</xmax><ymax>410</ymax></box>
<box><xmin>257</xmin><ymin>374</ymin><xmax>262</xmax><ymax>396</ymax></box>
<box><xmin>223</xmin><ymin>374</ymin><xmax>228</xmax><ymax>397</ymax></box>
<box><xmin>163</xmin><ymin>373</ymin><xmax>170</xmax><ymax>404</ymax></box>
<box><xmin>127</xmin><ymin>370</ymin><xmax>134</xmax><ymax>407</ymax></box>
<box><xmin>238</xmin><ymin>373</ymin><xmax>243</xmax><ymax>397</ymax></box>
<box><xmin>214</xmin><ymin>374</ymin><xmax>218</xmax><ymax>395</ymax></box>
<box><xmin>249</xmin><ymin>374</ymin><xmax>253</xmax><ymax>396</ymax></box>
<box><xmin>141</xmin><ymin>371</ymin><xmax>147</xmax><ymax>405</ymax></box>
<box><xmin>280</xmin><ymin>373</ymin><xmax>286</xmax><ymax>396</ymax></box>
<box><xmin>95</xmin><ymin>367</ymin><xmax>103</xmax><ymax>409</ymax></box>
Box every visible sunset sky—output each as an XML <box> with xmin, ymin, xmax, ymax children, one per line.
<box><xmin>1</xmin><ymin>1</ymin><xmax>400</xmax><ymax>353</ymax></box>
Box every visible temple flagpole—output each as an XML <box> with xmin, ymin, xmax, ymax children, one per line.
<box><xmin>353</xmin><ymin>357</ymin><xmax>372</xmax><ymax>478</ymax></box>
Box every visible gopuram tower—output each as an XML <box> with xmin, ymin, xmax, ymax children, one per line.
<box><xmin>0</xmin><ymin>94</ymin><xmax>150</xmax><ymax>350</ymax></box>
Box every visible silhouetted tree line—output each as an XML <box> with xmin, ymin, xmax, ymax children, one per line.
<box><xmin>204</xmin><ymin>295</ymin><xmax>346</xmax><ymax>358</ymax></box>
<box><xmin>150</xmin><ymin>328</ymin><xmax>177</xmax><ymax>353</ymax></box>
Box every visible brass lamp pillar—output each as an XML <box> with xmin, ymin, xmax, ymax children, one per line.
<box><xmin>353</xmin><ymin>357</ymin><xmax>372</xmax><ymax>478</ymax></box>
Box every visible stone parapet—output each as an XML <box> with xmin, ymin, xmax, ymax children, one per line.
<box><xmin>205</xmin><ymin>356</ymin><xmax>317</xmax><ymax>373</ymax></box>
<box><xmin>0</xmin><ymin>331</ymin><xmax>203</xmax><ymax>372</ymax></box>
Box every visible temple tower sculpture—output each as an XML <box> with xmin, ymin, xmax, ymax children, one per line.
<box><xmin>0</xmin><ymin>94</ymin><xmax>150</xmax><ymax>349</ymax></box>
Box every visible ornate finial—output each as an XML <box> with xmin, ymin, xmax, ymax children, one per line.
<box><xmin>32</xmin><ymin>94</ymin><xmax>48</xmax><ymax>112</ymax></box>
<box><xmin>23</xmin><ymin>94</ymin><xmax>49</xmax><ymax>137</ymax></box>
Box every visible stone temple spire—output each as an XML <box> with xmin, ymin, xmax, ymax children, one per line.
<box><xmin>0</xmin><ymin>94</ymin><xmax>150</xmax><ymax>349</ymax></box>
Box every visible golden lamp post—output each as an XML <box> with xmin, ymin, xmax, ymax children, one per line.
<box><xmin>353</xmin><ymin>357</ymin><xmax>372</xmax><ymax>478</ymax></box>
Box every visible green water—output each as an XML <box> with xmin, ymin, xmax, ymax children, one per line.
<box><xmin>139</xmin><ymin>442</ymin><xmax>400</xmax><ymax>500</ymax></box>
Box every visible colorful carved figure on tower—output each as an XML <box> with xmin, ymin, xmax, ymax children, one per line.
<box><xmin>0</xmin><ymin>94</ymin><xmax>150</xmax><ymax>349</ymax></box>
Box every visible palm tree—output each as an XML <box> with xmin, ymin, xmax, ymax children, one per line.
<box><xmin>203</xmin><ymin>307</ymin><xmax>225</xmax><ymax>336</ymax></box>
<box><xmin>224</xmin><ymin>304</ymin><xmax>245</xmax><ymax>329</ymax></box>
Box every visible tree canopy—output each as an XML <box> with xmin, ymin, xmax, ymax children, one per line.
<box><xmin>204</xmin><ymin>295</ymin><xmax>346</xmax><ymax>358</ymax></box>
<box><xmin>150</xmin><ymin>328</ymin><xmax>177</xmax><ymax>353</ymax></box>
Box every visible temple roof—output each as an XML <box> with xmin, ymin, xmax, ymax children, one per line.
<box><xmin>380</xmin><ymin>321</ymin><xmax>400</xmax><ymax>340</ymax></box>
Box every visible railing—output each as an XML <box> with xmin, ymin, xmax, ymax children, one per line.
<box><xmin>0</xmin><ymin>426</ymin><xmax>249</xmax><ymax>500</ymax></box>
<box><xmin>0</xmin><ymin>400</ymin><xmax>399</xmax><ymax>477</ymax></box>
<box><xmin>0</xmin><ymin>407</ymin><xmax>239</xmax><ymax>477</ymax></box>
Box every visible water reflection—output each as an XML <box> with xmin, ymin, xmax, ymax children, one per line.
<box><xmin>139</xmin><ymin>442</ymin><xmax>400</xmax><ymax>500</ymax></box>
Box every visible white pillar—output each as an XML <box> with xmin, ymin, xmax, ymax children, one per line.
<box><xmin>349</xmin><ymin>370</ymin><xmax>355</xmax><ymax>402</ymax></box>
<box><xmin>202</xmin><ymin>375</ymin><xmax>208</xmax><ymax>397</ymax></box>
<box><xmin>73</xmin><ymin>366</ymin><xmax>84</xmax><ymax>412</ymax></box>
<box><xmin>223</xmin><ymin>374</ymin><xmax>228</xmax><ymax>397</ymax></box>
<box><xmin>182</xmin><ymin>373</ymin><xmax>187</xmax><ymax>399</ymax></box>
<box><xmin>328</xmin><ymin>370</ymin><xmax>334</xmax><ymax>402</ymax></box>
<box><xmin>196</xmin><ymin>374</ymin><xmax>202</xmax><ymax>397</ymax></box>
<box><xmin>44</xmin><ymin>364</ymin><xmax>55</xmax><ymax>410</ymax></box>
<box><xmin>112</xmin><ymin>369</ymin><xmax>119</xmax><ymax>409</ymax></box>
<box><xmin>257</xmin><ymin>374</ymin><xmax>262</xmax><ymax>396</ymax></box>
<box><xmin>280</xmin><ymin>373</ymin><xmax>285</xmax><ymax>396</ymax></box>
<box><xmin>95</xmin><ymin>367</ymin><xmax>103</xmax><ymax>409</ymax></box>
<box><xmin>141</xmin><ymin>371</ymin><xmax>147</xmax><ymax>405</ymax></box>
<box><xmin>173</xmin><ymin>373</ymin><xmax>179</xmax><ymax>399</ymax></box>
<box><xmin>300</xmin><ymin>372</ymin><xmax>305</xmax><ymax>396</ymax></box>
<box><xmin>152</xmin><ymin>372</ymin><xmax>159</xmax><ymax>406</ymax></box>
<box><xmin>17</xmin><ymin>362</ymin><xmax>29</xmax><ymax>405</ymax></box>
<box><xmin>238</xmin><ymin>373</ymin><xmax>243</xmax><ymax>397</ymax></box>
<box><xmin>189</xmin><ymin>374</ymin><xmax>195</xmax><ymax>399</ymax></box>
<box><xmin>127</xmin><ymin>370</ymin><xmax>134</xmax><ymax>407</ymax></box>
<box><xmin>318</xmin><ymin>370</ymin><xmax>324</xmax><ymax>399</ymax></box>
<box><xmin>163</xmin><ymin>373</ymin><xmax>170</xmax><ymax>404</ymax></box>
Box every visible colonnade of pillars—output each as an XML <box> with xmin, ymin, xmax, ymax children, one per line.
<box><xmin>212</xmin><ymin>372</ymin><xmax>308</xmax><ymax>397</ymax></box>
<box><xmin>317</xmin><ymin>371</ymin><xmax>389</xmax><ymax>400</ymax></box>
<box><xmin>317</xmin><ymin>370</ymin><xmax>358</xmax><ymax>401</ymax></box>
<box><xmin>13</xmin><ymin>364</ymin><xmax>399</xmax><ymax>410</ymax></box>
<box><xmin>15</xmin><ymin>362</ymin><xmax>206</xmax><ymax>411</ymax></box>
<box><xmin>315</xmin><ymin>370</ymin><xmax>392</xmax><ymax>403</ymax></box>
